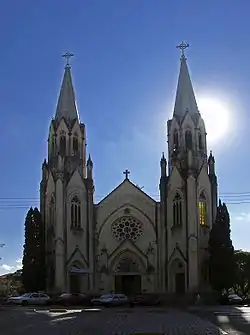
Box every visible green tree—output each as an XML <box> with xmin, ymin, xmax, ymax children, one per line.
<box><xmin>234</xmin><ymin>250</ymin><xmax>250</xmax><ymax>297</ymax></box>
<box><xmin>22</xmin><ymin>207</ymin><xmax>45</xmax><ymax>292</ymax></box>
<box><xmin>208</xmin><ymin>200</ymin><xmax>235</xmax><ymax>293</ymax></box>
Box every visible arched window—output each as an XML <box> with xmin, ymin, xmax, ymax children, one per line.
<box><xmin>173</xmin><ymin>131</ymin><xmax>179</xmax><ymax>150</ymax></box>
<box><xmin>71</xmin><ymin>196</ymin><xmax>81</xmax><ymax>228</ymax></box>
<box><xmin>59</xmin><ymin>135</ymin><xmax>66</xmax><ymax>156</ymax></box>
<box><xmin>173</xmin><ymin>193</ymin><xmax>182</xmax><ymax>227</ymax></box>
<box><xmin>185</xmin><ymin>130</ymin><xmax>193</xmax><ymax>150</ymax></box>
<box><xmin>73</xmin><ymin>136</ymin><xmax>79</xmax><ymax>155</ymax></box>
<box><xmin>198</xmin><ymin>192</ymin><xmax>207</xmax><ymax>226</ymax></box>
<box><xmin>198</xmin><ymin>133</ymin><xmax>203</xmax><ymax>150</ymax></box>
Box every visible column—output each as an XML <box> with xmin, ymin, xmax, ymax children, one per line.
<box><xmin>55</xmin><ymin>174</ymin><xmax>65</xmax><ymax>292</ymax></box>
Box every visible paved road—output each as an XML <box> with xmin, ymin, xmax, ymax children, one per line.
<box><xmin>189</xmin><ymin>305</ymin><xmax>250</xmax><ymax>335</ymax></box>
<box><xmin>0</xmin><ymin>306</ymin><xmax>224</xmax><ymax>335</ymax></box>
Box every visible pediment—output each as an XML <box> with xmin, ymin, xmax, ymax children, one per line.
<box><xmin>97</xmin><ymin>179</ymin><xmax>156</xmax><ymax>206</ymax></box>
<box><xmin>66</xmin><ymin>245</ymin><xmax>88</xmax><ymax>267</ymax></box>
<box><xmin>108</xmin><ymin>239</ymin><xmax>147</xmax><ymax>272</ymax></box>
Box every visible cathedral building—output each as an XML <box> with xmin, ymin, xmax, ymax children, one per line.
<box><xmin>40</xmin><ymin>44</ymin><xmax>218</xmax><ymax>295</ymax></box>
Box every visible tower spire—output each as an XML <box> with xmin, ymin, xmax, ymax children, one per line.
<box><xmin>55</xmin><ymin>52</ymin><xmax>79</xmax><ymax>123</ymax></box>
<box><xmin>173</xmin><ymin>42</ymin><xmax>198</xmax><ymax>117</ymax></box>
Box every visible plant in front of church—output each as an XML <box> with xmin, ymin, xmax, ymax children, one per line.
<box><xmin>22</xmin><ymin>207</ymin><xmax>46</xmax><ymax>292</ymax></box>
<box><xmin>233</xmin><ymin>250</ymin><xmax>250</xmax><ymax>298</ymax></box>
<box><xmin>208</xmin><ymin>200</ymin><xmax>236</xmax><ymax>293</ymax></box>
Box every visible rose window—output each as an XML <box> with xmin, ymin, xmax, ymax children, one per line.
<box><xmin>112</xmin><ymin>216</ymin><xmax>143</xmax><ymax>242</ymax></box>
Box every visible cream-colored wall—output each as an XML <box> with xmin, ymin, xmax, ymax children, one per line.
<box><xmin>96</xmin><ymin>181</ymin><xmax>156</xmax><ymax>231</ymax></box>
<box><xmin>167</xmin><ymin>167</ymin><xmax>186</xmax><ymax>258</ymax></box>
<box><xmin>95</xmin><ymin>180</ymin><xmax>158</xmax><ymax>293</ymax></box>
<box><xmin>166</xmin><ymin>162</ymin><xmax>213</xmax><ymax>292</ymax></box>
<box><xmin>66</xmin><ymin>170</ymin><xmax>87</xmax><ymax>261</ymax></box>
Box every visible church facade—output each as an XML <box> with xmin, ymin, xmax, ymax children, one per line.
<box><xmin>40</xmin><ymin>46</ymin><xmax>218</xmax><ymax>295</ymax></box>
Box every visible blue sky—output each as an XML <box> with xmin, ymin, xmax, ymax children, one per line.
<box><xmin>0</xmin><ymin>0</ymin><xmax>250</xmax><ymax>275</ymax></box>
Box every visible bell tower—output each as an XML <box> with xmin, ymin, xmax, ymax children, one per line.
<box><xmin>162</xmin><ymin>43</ymin><xmax>218</xmax><ymax>294</ymax></box>
<box><xmin>167</xmin><ymin>42</ymin><xmax>207</xmax><ymax>176</ymax></box>
<box><xmin>47</xmin><ymin>52</ymin><xmax>87</xmax><ymax>179</ymax></box>
<box><xmin>40</xmin><ymin>53</ymin><xmax>91</xmax><ymax>293</ymax></box>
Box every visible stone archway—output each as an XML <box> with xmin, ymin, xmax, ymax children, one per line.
<box><xmin>68</xmin><ymin>261</ymin><xmax>88</xmax><ymax>293</ymax></box>
<box><xmin>169</xmin><ymin>258</ymin><xmax>186</xmax><ymax>294</ymax></box>
<box><xmin>112</xmin><ymin>252</ymin><xmax>145</xmax><ymax>295</ymax></box>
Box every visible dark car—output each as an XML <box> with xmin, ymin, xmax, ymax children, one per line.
<box><xmin>57</xmin><ymin>293</ymin><xmax>87</xmax><ymax>306</ymax></box>
<box><xmin>134</xmin><ymin>294</ymin><xmax>161</xmax><ymax>306</ymax></box>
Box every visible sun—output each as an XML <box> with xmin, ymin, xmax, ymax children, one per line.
<box><xmin>197</xmin><ymin>97</ymin><xmax>230</xmax><ymax>144</ymax></box>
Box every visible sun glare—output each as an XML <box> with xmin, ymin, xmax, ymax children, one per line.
<box><xmin>197</xmin><ymin>97</ymin><xmax>230</xmax><ymax>144</ymax></box>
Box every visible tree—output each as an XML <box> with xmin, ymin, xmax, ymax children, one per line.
<box><xmin>234</xmin><ymin>250</ymin><xmax>250</xmax><ymax>297</ymax></box>
<box><xmin>208</xmin><ymin>200</ymin><xmax>235</xmax><ymax>293</ymax></box>
<box><xmin>22</xmin><ymin>207</ymin><xmax>45</xmax><ymax>292</ymax></box>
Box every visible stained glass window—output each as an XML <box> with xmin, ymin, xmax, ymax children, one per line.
<box><xmin>199</xmin><ymin>193</ymin><xmax>207</xmax><ymax>226</ymax></box>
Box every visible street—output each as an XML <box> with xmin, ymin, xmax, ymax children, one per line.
<box><xmin>190</xmin><ymin>305</ymin><xmax>250</xmax><ymax>335</ymax></box>
<box><xmin>0</xmin><ymin>306</ymin><xmax>224</xmax><ymax>335</ymax></box>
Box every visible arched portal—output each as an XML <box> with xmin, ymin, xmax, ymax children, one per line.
<box><xmin>111</xmin><ymin>252</ymin><xmax>145</xmax><ymax>295</ymax></box>
<box><xmin>169</xmin><ymin>258</ymin><xmax>186</xmax><ymax>294</ymax></box>
<box><xmin>68</xmin><ymin>260</ymin><xmax>88</xmax><ymax>293</ymax></box>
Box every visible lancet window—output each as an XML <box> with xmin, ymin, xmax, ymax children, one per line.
<box><xmin>59</xmin><ymin>135</ymin><xmax>66</xmax><ymax>156</ymax></box>
<box><xmin>198</xmin><ymin>132</ymin><xmax>203</xmax><ymax>150</ymax></box>
<box><xmin>173</xmin><ymin>192</ymin><xmax>183</xmax><ymax>227</ymax></box>
<box><xmin>71</xmin><ymin>196</ymin><xmax>81</xmax><ymax>228</ymax></box>
<box><xmin>198</xmin><ymin>192</ymin><xmax>207</xmax><ymax>227</ymax></box>
<box><xmin>185</xmin><ymin>130</ymin><xmax>193</xmax><ymax>150</ymax></box>
<box><xmin>173</xmin><ymin>131</ymin><xmax>179</xmax><ymax>150</ymax></box>
<box><xmin>73</xmin><ymin>136</ymin><xmax>79</xmax><ymax>155</ymax></box>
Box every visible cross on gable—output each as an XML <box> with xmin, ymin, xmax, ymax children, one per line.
<box><xmin>123</xmin><ymin>169</ymin><xmax>130</xmax><ymax>179</ymax></box>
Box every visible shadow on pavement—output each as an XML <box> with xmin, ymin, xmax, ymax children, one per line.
<box><xmin>193</xmin><ymin>304</ymin><xmax>250</xmax><ymax>334</ymax></box>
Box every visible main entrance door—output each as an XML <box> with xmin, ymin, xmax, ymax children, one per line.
<box><xmin>115</xmin><ymin>275</ymin><xmax>141</xmax><ymax>295</ymax></box>
<box><xmin>69</xmin><ymin>274</ymin><xmax>81</xmax><ymax>293</ymax></box>
<box><xmin>175</xmin><ymin>273</ymin><xmax>185</xmax><ymax>294</ymax></box>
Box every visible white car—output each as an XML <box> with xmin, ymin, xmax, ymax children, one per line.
<box><xmin>7</xmin><ymin>292</ymin><xmax>50</xmax><ymax>306</ymax></box>
<box><xmin>91</xmin><ymin>294</ymin><xmax>129</xmax><ymax>307</ymax></box>
<box><xmin>228</xmin><ymin>294</ymin><xmax>243</xmax><ymax>303</ymax></box>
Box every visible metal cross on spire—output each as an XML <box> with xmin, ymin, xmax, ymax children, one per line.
<box><xmin>176</xmin><ymin>41</ymin><xmax>189</xmax><ymax>59</ymax></box>
<box><xmin>62</xmin><ymin>52</ymin><xmax>74</xmax><ymax>68</ymax></box>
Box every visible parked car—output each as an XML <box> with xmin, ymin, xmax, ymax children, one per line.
<box><xmin>91</xmin><ymin>294</ymin><xmax>130</xmax><ymax>307</ymax></box>
<box><xmin>220</xmin><ymin>293</ymin><xmax>243</xmax><ymax>305</ymax></box>
<box><xmin>134</xmin><ymin>294</ymin><xmax>161</xmax><ymax>306</ymax></box>
<box><xmin>57</xmin><ymin>293</ymin><xmax>87</xmax><ymax>306</ymax></box>
<box><xmin>90</xmin><ymin>296</ymin><xmax>103</xmax><ymax>306</ymax></box>
<box><xmin>228</xmin><ymin>294</ymin><xmax>243</xmax><ymax>304</ymax></box>
<box><xmin>7</xmin><ymin>293</ymin><xmax>50</xmax><ymax>306</ymax></box>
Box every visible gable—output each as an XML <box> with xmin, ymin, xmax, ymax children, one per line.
<box><xmin>66</xmin><ymin>245</ymin><xmax>88</xmax><ymax>267</ymax></box>
<box><xmin>97</xmin><ymin>179</ymin><xmax>156</xmax><ymax>206</ymax></box>
<box><xmin>67</xmin><ymin>168</ymin><xmax>86</xmax><ymax>192</ymax></box>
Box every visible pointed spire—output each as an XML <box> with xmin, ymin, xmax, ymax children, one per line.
<box><xmin>173</xmin><ymin>42</ymin><xmax>198</xmax><ymax>117</ymax></box>
<box><xmin>55</xmin><ymin>53</ymin><xmax>79</xmax><ymax>123</ymax></box>
<box><xmin>87</xmin><ymin>154</ymin><xmax>93</xmax><ymax>167</ymax></box>
<box><xmin>160</xmin><ymin>152</ymin><xmax>167</xmax><ymax>177</ymax></box>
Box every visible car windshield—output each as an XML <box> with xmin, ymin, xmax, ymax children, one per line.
<box><xmin>230</xmin><ymin>294</ymin><xmax>241</xmax><ymax>298</ymax></box>
<box><xmin>100</xmin><ymin>295</ymin><xmax>112</xmax><ymax>299</ymax></box>
<box><xmin>21</xmin><ymin>293</ymin><xmax>31</xmax><ymax>297</ymax></box>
